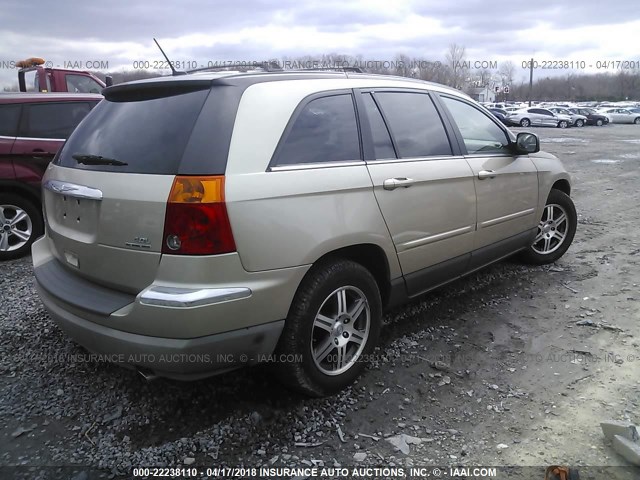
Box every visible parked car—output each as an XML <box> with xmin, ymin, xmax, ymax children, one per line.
<box><xmin>598</xmin><ymin>108</ymin><xmax>640</xmax><ymax>124</ymax></box>
<box><xmin>507</xmin><ymin>108</ymin><xmax>572</xmax><ymax>128</ymax></box>
<box><xmin>548</xmin><ymin>107</ymin><xmax>588</xmax><ymax>127</ymax></box>
<box><xmin>0</xmin><ymin>93</ymin><xmax>102</xmax><ymax>259</ymax></box>
<box><xmin>568</xmin><ymin>108</ymin><xmax>609</xmax><ymax>126</ymax></box>
<box><xmin>33</xmin><ymin>71</ymin><xmax>576</xmax><ymax>396</ymax></box>
<box><xmin>489</xmin><ymin>108</ymin><xmax>509</xmax><ymax>125</ymax></box>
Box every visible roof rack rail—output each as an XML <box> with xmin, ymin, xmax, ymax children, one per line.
<box><xmin>287</xmin><ymin>67</ymin><xmax>363</xmax><ymax>73</ymax></box>
<box><xmin>186</xmin><ymin>61</ymin><xmax>283</xmax><ymax>74</ymax></box>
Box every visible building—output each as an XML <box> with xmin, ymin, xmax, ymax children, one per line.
<box><xmin>468</xmin><ymin>85</ymin><xmax>496</xmax><ymax>103</ymax></box>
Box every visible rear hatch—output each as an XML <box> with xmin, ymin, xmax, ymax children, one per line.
<box><xmin>43</xmin><ymin>79</ymin><xmax>230</xmax><ymax>293</ymax></box>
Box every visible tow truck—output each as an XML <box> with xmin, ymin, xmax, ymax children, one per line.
<box><xmin>16</xmin><ymin>57</ymin><xmax>112</xmax><ymax>93</ymax></box>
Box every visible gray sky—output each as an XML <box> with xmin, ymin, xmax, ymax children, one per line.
<box><xmin>1</xmin><ymin>0</ymin><xmax>639</xmax><ymax>88</ymax></box>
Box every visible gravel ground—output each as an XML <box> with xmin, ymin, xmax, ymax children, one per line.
<box><xmin>1</xmin><ymin>124</ymin><xmax>639</xmax><ymax>480</ymax></box>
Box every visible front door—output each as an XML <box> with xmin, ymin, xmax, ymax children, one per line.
<box><xmin>438</xmin><ymin>95</ymin><xmax>539</xmax><ymax>266</ymax></box>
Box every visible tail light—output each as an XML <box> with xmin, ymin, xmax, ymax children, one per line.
<box><xmin>162</xmin><ymin>176</ymin><xmax>236</xmax><ymax>255</ymax></box>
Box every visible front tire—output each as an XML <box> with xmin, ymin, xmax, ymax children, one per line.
<box><xmin>0</xmin><ymin>194</ymin><xmax>43</xmax><ymax>261</ymax></box>
<box><xmin>274</xmin><ymin>260</ymin><xmax>382</xmax><ymax>397</ymax></box>
<box><xmin>520</xmin><ymin>189</ymin><xmax>577</xmax><ymax>265</ymax></box>
<box><xmin>575</xmin><ymin>119</ymin><xmax>584</xmax><ymax>127</ymax></box>
<box><xmin>520</xmin><ymin>118</ymin><xmax>531</xmax><ymax>127</ymax></box>
<box><xmin>558</xmin><ymin>120</ymin><xmax>568</xmax><ymax>129</ymax></box>
<box><xmin>596</xmin><ymin>119</ymin><xmax>604</xmax><ymax>126</ymax></box>
<box><xmin>634</xmin><ymin>117</ymin><xmax>640</xmax><ymax>124</ymax></box>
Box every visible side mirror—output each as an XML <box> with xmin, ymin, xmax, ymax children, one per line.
<box><xmin>515</xmin><ymin>132</ymin><xmax>540</xmax><ymax>154</ymax></box>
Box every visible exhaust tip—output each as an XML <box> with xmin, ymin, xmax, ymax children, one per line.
<box><xmin>137</xmin><ymin>366</ymin><xmax>158</xmax><ymax>382</ymax></box>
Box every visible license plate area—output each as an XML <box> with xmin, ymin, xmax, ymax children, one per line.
<box><xmin>45</xmin><ymin>190</ymin><xmax>100</xmax><ymax>242</ymax></box>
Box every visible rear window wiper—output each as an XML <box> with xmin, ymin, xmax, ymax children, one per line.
<box><xmin>72</xmin><ymin>153</ymin><xmax>128</xmax><ymax>166</ymax></box>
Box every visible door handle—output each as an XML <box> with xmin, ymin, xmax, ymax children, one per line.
<box><xmin>31</xmin><ymin>149</ymin><xmax>51</xmax><ymax>158</ymax></box>
<box><xmin>383</xmin><ymin>177</ymin><xmax>414</xmax><ymax>190</ymax></box>
<box><xmin>477</xmin><ymin>170</ymin><xmax>496</xmax><ymax>180</ymax></box>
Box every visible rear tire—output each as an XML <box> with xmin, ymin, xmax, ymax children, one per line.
<box><xmin>558</xmin><ymin>120</ymin><xmax>568</xmax><ymax>129</ymax></box>
<box><xmin>0</xmin><ymin>194</ymin><xmax>43</xmax><ymax>261</ymax></box>
<box><xmin>519</xmin><ymin>189</ymin><xmax>576</xmax><ymax>265</ymax></box>
<box><xmin>575</xmin><ymin>119</ymin><xmax>584</xmax><ymax>127</ymax></box>
<box><xmin>520</xmin><ymin>118</ymin><xmax>531</xmax><ymax>127</ymax></box>
<box><xmin>634</xmin><ymin>117</ymin><xmax>640</xmax><ymax>124</ymax></box>
<box><xmin>274</xmin><ymin>260</ymin><xmax>382</xmax><ymax>397</ymax></box>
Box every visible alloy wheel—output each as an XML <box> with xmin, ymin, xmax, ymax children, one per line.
<box><xmin>0</xmin><ymin>204</ymin><xmax>33</xmax><ymax>252</ymax></box>
<box><xmin>311</xmin><ymin>286</ymin><xmax>370</xmax><ymax>376</ymax></box>
<box><xmin>532</xmin><ymin>203</ymin><xmax>569</xmax><ymax>255</ymax></box>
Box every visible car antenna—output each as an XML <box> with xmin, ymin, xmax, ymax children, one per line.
<box><xmin>153</xmin><ymin>38</ymin><xmax>186</xmax><ymax>76</ymax></box>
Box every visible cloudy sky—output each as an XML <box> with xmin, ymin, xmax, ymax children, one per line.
<box><xmin>1</xmin><ymin>0</ymin><xmax>639</xmax><ymax>88</ymax></box>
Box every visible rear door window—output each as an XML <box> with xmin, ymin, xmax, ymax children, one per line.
<box><xmin>361</xmin><ymin>93</ymin><xmax>396</xmax><ymax>159</ymax></box>
<box><xmin>56</xmin><ymin>89</ymin><xmax>210</xmax><ymax>174</ymax></box>
<box><xmin>373</xmin><ymin>92</ymin><xmax>452</xmax><ymax>158</ymax></box>
<box><xmin>274</xmin><ymin>94</ymin><xmax>361</xmax><ymax>166</ymax></box>
<box><xmin>20</xmin><ymin>102</ymin><xmax>92</xmax><ymax>139</ymax></box>
<box><xmin>0</xmin><ymin>105</ymin><xmax>21</xmax><ymax>137</ymax></box>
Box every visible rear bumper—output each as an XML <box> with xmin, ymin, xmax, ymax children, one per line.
<box><xmin>32</xmin><ymin>234</ymin><xmax>309</xmax><ymax>378</ymax></box>
<box><xmin>36</xmin><ymin>283</ymin><xmax>284</xmax><ymax>379</ymax></box>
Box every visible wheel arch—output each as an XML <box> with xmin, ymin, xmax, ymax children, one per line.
<box><xmin>308</xmin><ymin>243</ymin><xmax>393</xmax><ymax>308</ymax></box>
<box><xmin>0</xmin><ymin>181</ymin><xmax>41</xmax><ymax>208</ymax></box>
<box><xmin>551</xmin><ymin>179</ymin><xmax>571</xmax><ymax>196</ymax></box>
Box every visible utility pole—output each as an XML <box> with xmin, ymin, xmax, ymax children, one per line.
<box><xmin>528</xmin><ymin>57</ymin><xmax>534</xmax><ymax>107</ymax></box>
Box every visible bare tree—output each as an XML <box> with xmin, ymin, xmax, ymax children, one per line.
<box><xmin>498</xmin><ymin>61</ymin><xmax>516</xmax><ymax>87</ymax></box>
<box><xmin>446</xmin><ymin>43</ymin><xmax>467</xmax><ymax>89</ymax></box>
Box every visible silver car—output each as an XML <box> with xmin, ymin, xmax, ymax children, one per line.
<box><xmin>548</xmin><ymin>107</ymin><xmax>588</xmax><ymax>127</ymax></box>
<box><xmin>507</xmin><ymin>108</ymin><xmax>572</xmax><ymax>128</ymax></box>
<box><xmin>33</xmin><ymin>71</ymin><xmax>577</xmax><ymax>396</ymax></box>
<box><xmin>598</xmin><ymin>108</ymin><xmax>640</xmax><ymax>124</ymax></box>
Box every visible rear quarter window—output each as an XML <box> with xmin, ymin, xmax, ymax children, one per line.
<box><xmin>273</xmin><ymin>93</ymin><xmax>361</xmax><ymax>166</ymax></box>
<box><xmin>0</xmin><ymin>105</ymin><xmax>21</xmax><ymax>137</ymax></box>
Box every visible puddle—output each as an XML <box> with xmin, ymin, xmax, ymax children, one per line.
<box><xmin>618</xmin><ymin>153</ymin><xmax>640</xmax><ymax>159</ymax></box>
<box><xmin>622</xmin><ymin>139</ymin><xmax>640</xmax><ymax>144</ymax></box>
<box><xmin>541</xmin><ymin>138</ymin><xmax>589</xmax><ymax>143</ymax></box>
<box><xmin>591</xmin><ymin>159</ymin><xmax>621</xmax><ymax>164</ymax></box>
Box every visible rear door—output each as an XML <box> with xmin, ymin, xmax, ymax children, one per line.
<box><xmin>42</xmin><ymin>85</ymin><xmax>214</xmax><ymax>292</ymax></box>
<box><xmin>360</xmin><ymin>90</ymin><xmax>476</xmax><ymax>295</ymax></box>
<box><xmin>527</xmin><ymin>109</ymin><xmax>543</xmax><ymax>126</ymax></box>
<box><xmin>11</xmin><ymin>102</ymin><xmax>94</xmax><ymax>179</ymax></box>
<box><xmin>0</xmin><ymin>104</ymin><xmax>20</xmax><ymax>178</ymax></box>
<box><xmin>616</xmin><ymin>109</ymin><xmax>633</xmax><ymax>123</ymax></box>
<box><xmin>438</xmin><ymin>95</ymin><xmax>538</xmax><ymax>265</ymax></box>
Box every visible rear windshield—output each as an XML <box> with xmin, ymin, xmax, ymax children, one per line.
<box><xmin>55</xmin><ymin>89</ymin><xmax>210</xmax><ymax>174</ymax></box>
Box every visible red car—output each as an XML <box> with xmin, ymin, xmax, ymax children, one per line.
<box><xmin>0</xmin><ymin>93</ymin><xmax>102</xmax><ymax>259</ymax></box>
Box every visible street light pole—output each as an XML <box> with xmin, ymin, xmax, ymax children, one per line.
<box><xmin>528</xmin><ymin>57</ymin><xmax>534</xmax><ymax>107</ymax></box>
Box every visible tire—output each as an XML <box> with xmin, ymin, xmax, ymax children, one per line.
<box><xmin>558</xmin><ymin>120</ymin><xmax>568</xmax><ymax>129</ymax></box>
<box><xmin>519</xmin><ymin>189</ymin><xmax>577</xmax><ymax>265</ymax></box>
<box><xmin>274</xmin><ymin>259</ymin><xmax>382</xmax><ymax>397</ymax></box>
<box><xmin>575</xmin><ymin>119</ymin><xmax>584</xmax><ymax>127</ymax></box>
<box><xmin>0</xmin><ymin>194</ymin><xmax>43</xmax><ymax>261</ymax></box>
<box><xmin>596</xmin><ymin>119</ymin><xmax>604</xmax><ymax>126</ymax></box>
<box><xmin>634</xmin><ymin>117</ymin><xmax>640</xmax><ymax>124</ymax></box>
<box><xmin>520</xmin><ymin>118</ymin><xmax>530</xmax><ymax>127</ymax></box>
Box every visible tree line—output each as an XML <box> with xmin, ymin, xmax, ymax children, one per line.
<box><xmin>4</xmin><ymin>44</ymin><xmax>639</xmax><ymax>101</ymax></box>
